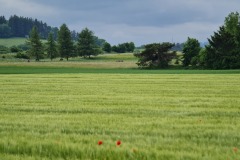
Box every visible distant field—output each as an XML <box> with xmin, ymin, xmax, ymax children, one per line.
<box><xmin>0</xmin><ymin>73</ymin><xmax>240</xmax><ymax>159</ymax></box>
<box><xmin>0</xmin><ymin>38</ymin><xmax>47</xmax><ymax>47</ymax></box>
<box><xmin>0</xmin><ymin>38</ymin><xmax>27</xmax><ymax>47</ymax></box>
<box><xmin>0</xmin><ymin>53</ymin><xmax>139</xmax><ymax>71</ymax></box>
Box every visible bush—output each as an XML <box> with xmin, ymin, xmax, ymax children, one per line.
<box><xmin>17</xmin><ymin>44</ymin><xmax>30</xmax><ymax>51</ymax></box>
<box><xmin>10</xmin><ymin>46</ymin><xmax>22</xmax><ymax>53</ymax></box>
<box><xmin>0</xmin><ymin>45</ymin><xmax>9</xmax><ymax>54</ymax></box>
<box><xmin>15</xmin><ymin>52</ymin><xmax>30</xmax><ymax>59</ymax></box>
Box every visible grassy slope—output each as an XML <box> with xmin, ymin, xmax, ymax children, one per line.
<box><xmin>0</xmin><ymin>74</ymin><xmax>240</xmax><ymax>159</ymax></box>
<box><xmin>0</xmin><ymin>37</ymin><xmax>47</xmax><ymax>47</ymax></box>
<box><xmin>0</xmin><ymin>38</ymin><xmax>27</xmax><ymax>47</ymax></box>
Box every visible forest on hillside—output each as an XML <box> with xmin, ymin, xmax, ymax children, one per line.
<box><xmin>0</xmin><ymin>15</ymin><xmax>61</xmax><ymax>39</ymax></box>
<box><xmin>0</xmin><ymin>15</ymin><xmax>108</xmax><ymax>47</ymax></box>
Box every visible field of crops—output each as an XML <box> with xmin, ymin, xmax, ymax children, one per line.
<box><xmin>0</xmin><ymin>72</ymin><xmax>240</xmax><ymax>159</ymax></box>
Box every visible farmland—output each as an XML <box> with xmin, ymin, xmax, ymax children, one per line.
<box><xmin>0</xmin><ymin>64</ymin><xmax>240</xmax><ymax>159</ymax></box>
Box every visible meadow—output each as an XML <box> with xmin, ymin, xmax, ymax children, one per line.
<box><xmin>0</xmin><ymin>38</ymin><xmax>27</xmax><ymax>47</ymax></box>
<box><xmin>0</xmin><ymin>54</ymin><xmax>240</xmax><ymax>159</ymax></box>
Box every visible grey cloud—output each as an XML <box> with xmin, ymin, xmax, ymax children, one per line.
<box><xmin>1</xmin><ymin>0</ymin><xmax>239</xmax><ymax>45</ymax></box>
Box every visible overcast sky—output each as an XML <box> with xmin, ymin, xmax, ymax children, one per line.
<box><xmin>0</xmin><ymin>0</ymin><xmax>239</xmax><ymax>45</ymax></box>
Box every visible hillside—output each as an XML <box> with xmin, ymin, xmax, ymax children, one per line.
<box><xmin>0</xmin><ymin>37</ymin><xmax>27</xmax><ymax>47</ymax></box>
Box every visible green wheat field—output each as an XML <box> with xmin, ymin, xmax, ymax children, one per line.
<box><xmin>0</xmin><ymin>55</ymin><xmax>240</xmax><ymax>159</ymax></box>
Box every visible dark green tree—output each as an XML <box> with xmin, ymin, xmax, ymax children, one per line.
<box><xmin>225</xmin><ymin>12</ymin><xmax>239</xmax><ymax>36</ymax></box>
<box><xmin>112</xmin><ymin>45</ymin><xmax>118</xmax><ymax>52</ymax></box>
<box><xmin>134</xmin><ymin>42</ymin><xmax>176</xmax><ymax>68</ymax></box>
<box><xmin>0</xmin><ymin>16</ymin><xmax>7</xmax><ymax>24</ymax></box>
<box><xmin>28</xmin><ymin>26</ymin><xmax>43</xmax><ymax>61</ymax></box>
<box><xmin>77</xmin><ymin>28</ymin><xmax>97</xmax><ymax>58</ymax></box>
<box><xmin>204</xmin><ymin>12</ymin><xmax>240</xmax><ymax>69</ymax></box>
<box><xmin>190</xmin><ymin>48</ymin><xmax>207</xmax><ymax>67</ymax></box>
<box><xmin>127</xmin><ymin>42</ymin><xmax>135</xmax><ymax>52</ymax></box>
<box><xmin>46</xmin><ymin>32</ymin><xmax>58</xmax><ymax>61</ymax></box>
<box><xmin>111</xmin><ymin>42</ymin><xmax>135</xmax><ymax>53</ymax></box>
<box><xmin>57</xmin><ymin>24</ymin><xmax>73</xmax><ymax>61</ymax></box>
<box><xmin>0</xmin><ymin>24</ymin><xmax>11</xmax><ymax>38</ymax></box>
<box><xmin>103</xmin><ymin>42</ymin><xmax>112</xmax><ymax>53</ymax></box>
<box><xmin>182</xmin><ymin>37</ymin><xmax>201</xmax><ymax>66</ymax></box>
<box><xmin>0</xmin><ymin>45</ymin><xmax>9</xmax><ymax>54</ymax></box>
<box><xmin>205</xmin><ymin>26</ymin><xmax>240</xmax><ymax>69</ymax></box>
<box><xmin>224</xmin><ymin>12</ymin><xmax>240</xmax><ymax>56</ymax></box>
<box><xmin>94</xmin><ymin>36</ymin><xmax>106</xmax><ymax>47</ymax></box>
<box><xmin>0</xmin><ymin>15</ymin><xmax>58</xmax><ymax>38</ymax></box>
<box><xmin>117</xmin><ymin>43</ymin><xmax>127</xmax><ymax>53</ymax></box>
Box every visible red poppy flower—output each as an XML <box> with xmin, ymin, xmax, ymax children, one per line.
<box><xmin>98</xmin><ymin>140</ymin><xmax>103</xmax><ymax>145</ymax></box>
<box><xmin>116</xmin><ymin>140</ymin><xmax>121</xmax><ymax>146</ymax></box>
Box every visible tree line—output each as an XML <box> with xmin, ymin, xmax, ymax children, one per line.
<box><xmin>27</xmin><ymin>24</ymin><xmax>136</xmax><ymax>61</ymax></box>
<box><xmin>135</xmin><ymin>12</ymin><xmax>240</xmax><ymax>69</ymax></box>
<box><xmin>0</xmin><ymin>15</ymin><xmax>136</xmax><ymax>60</ymax></box>
<box><xmin>0</xmin><ymin>15</ymin><xmax>58</xmax><ymax>39</ymax></box>
<box><xmin>28</xmin><ymin>24</ymin><xmax>101</xmax><ymax>61</ymax></box>
<box><xmin>0</xmin><ymin>15</ymin><xmax>107</xmax><ymax>46</ymax></box>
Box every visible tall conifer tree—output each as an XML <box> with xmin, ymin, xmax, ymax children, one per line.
<box><xmin>57</xmin><ymin>24</ymin><xmax>73</xmax><ymax>61</ymax></box>
<box><xmin>28</xmin><ymin>26</ymin><xmax>43</xmax><ymax>61</ymax></box>
<box><xmin>46</xmin><ymin>32</ymin><xmax>58</xmax><ymax>61</ymax></box>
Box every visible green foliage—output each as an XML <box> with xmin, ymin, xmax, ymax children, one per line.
<box><xmin>127</xmin><ymin>42</ymin><xmax>135</xmax><ymax>52</ymax></box>
<box><xmin>3</xmin><ymin>15</ymin><xmax>57</xmax><ymax>38</ymax></box>
<box><xmin>46</xmin><ymin>32</ymin><xmax>58</xmax><ymax>61</ymax></box>
<box><xmin>0</xmin><ymin>24</ymin><xmax>11</xmax><ymax>38</ymax></box>
<box><xmin>224</xmin><ymin>12</ymin><xmax>240</xmax><ymax>37</ymax></box>
<box><xmin>224</xmin><ymin>12</ymin><xmax>240</xmax><ymax>58</ymax></box>
<box><xmin>94</xmin><ymin>36</ymin><xmax>106</xmax><ymax>47</ymax></box>
<box><xmin>57</xmin><ymin>24</ymin><xmax>74</xmax><ymax>61</ymax></box>
<box><xmin>0</xmin><ymin>45</ymin><xmax>9</xmax><ymax>54</ymax></box>
<box><xmin>27</xmin><ymin>26</ymin><xmax>43</xmax><ymax>61</ymax></box>
<box><xmin>77</xmin><ymin>28</ymin><xmax>97</xmax><ymax>58</ymax></box>
<box><xmin>134</xmin><ymin>42</ymin><xmax>176</xmax><ymax>68</ymax></box>
<box><xmin>112</xmin><ymin>42</ymin><xmax>135</xmax><ymax>53</ymax></box>
<box><xmin>182</xmin><ymin>37</ymin><xmax>201</xmax><ymax>66</ymax></box>
<box><xmin>17</xmin><ymin>43</ymin><xmax>30</xmax><ymax>51</ymax></box>
<box><xmin>103</xmin><ymin>42</ymin><xmax>112</xmax><ymax>53</ymax></box>
<box><xmin>197</xmin><ymin>48</ymin><xmax>207</xmax><ymax>67</ymax></box>
<box><xmin>206</xmin><ymin>26</ymin><xmax>240</xmax><ymax>69</ymax></box>
<box><xmin>171</xmin><ymin>43</ymin><xmax>184</xmax><ymax>51</ymax></box>
<box><xmin>204</xmin><ymin>12</ymin><xmax>240</xmax><ymax>69</ymax></box>
<box><xmin>10</xmin><ymin>46</ymin><xmax>21</xmax><ymax>53</ymax></box>
<box><xmin>15</xmin><ymin>52</ymin><xmax>30</xmax><ymax>59</ymax></box>
<box><xmin>0</xmin><ymin>16</ymin><xmax>7</xmax><ymax>24</ymax></box>
<box><xmin>0</xmin><ymin>16</ymin><xmax>9</xmax><ymax>38</ymax></box>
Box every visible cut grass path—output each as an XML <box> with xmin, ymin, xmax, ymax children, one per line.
<box><xmin>0</xmin><ymin>73</ymin><xmax>240</xmax><ymax>159</ymax></box>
